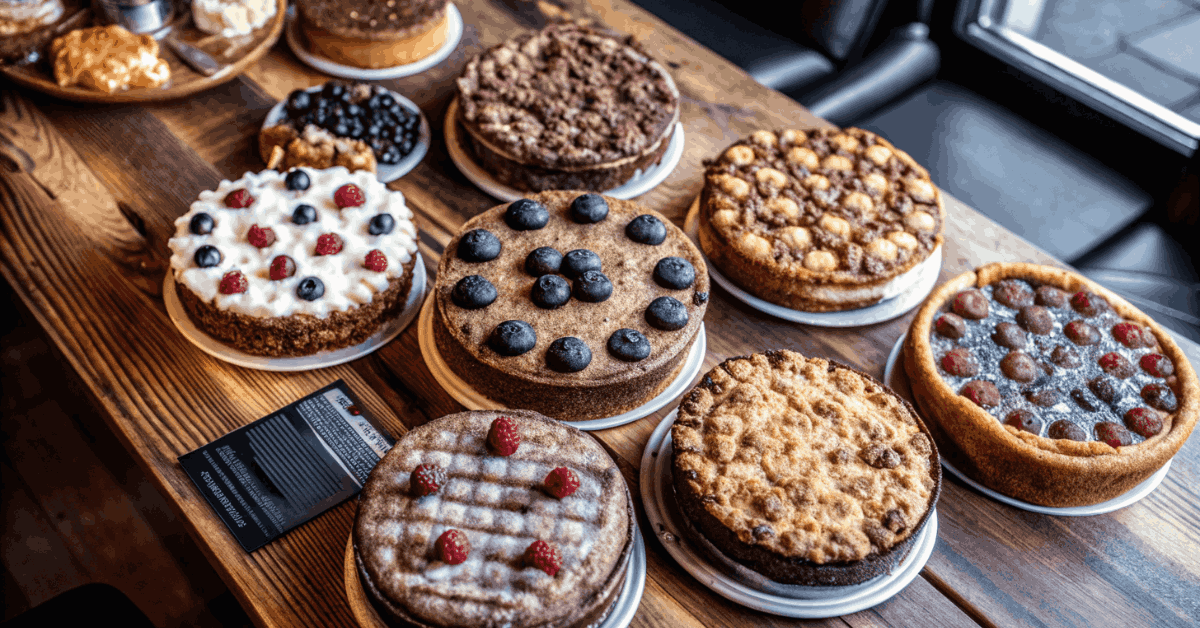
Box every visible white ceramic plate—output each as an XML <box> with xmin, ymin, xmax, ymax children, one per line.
<box><xmin>285</xmin><ymin>3</ymin><xmax>463</xmax><ymax>80</ymax></box>
<box><xmin>164</xmin><ymin>254</ymin><xmax>426</xmax><ymax>371</ymax></box>
<box><xmin>882</xmin><ymin>332</ymin><xmax>1174</xmax><ymax>516</ymax></box>
<box><xmin>639</xmin><ymin>410</ymin><xmax>938</xmax><ymax>617</ymax></box>
<box><xmin>444</xmin><ymin>97</ymin><xmax>686</xmax><ymax>202</ymax></box>
<box><xmin>683</xmin><ymin>199</ymin><xmax>942</xmax><ymax>327</ymax></box>
<box><xmin>262</xmin><ymin>85</ymin><xmax>431</xmax><ymax>184</ymax></box>
<box><xmin>417</xmin><ymin>294</ymin><xmax>707</xmax><ymax>430</ymax></box>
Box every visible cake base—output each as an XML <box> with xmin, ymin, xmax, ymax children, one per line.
<box><xmin>301</xmin><ymin>9</ymin><xmax>449</xmax><ymax>69</ymax></box>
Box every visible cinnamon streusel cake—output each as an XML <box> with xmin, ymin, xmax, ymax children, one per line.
<box><xmin>698</xmin><ymin>127</ymin><xmax>944</xmax><ymax>312</ymax></box>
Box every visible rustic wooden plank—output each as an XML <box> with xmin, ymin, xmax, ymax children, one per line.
<box><xmin>0</xmin><ymin>459</ymin><xmax>89</xmax><ymax>608</ymax></box>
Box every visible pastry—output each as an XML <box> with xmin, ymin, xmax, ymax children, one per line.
<box><xmin>454</xmin><ymin>23</ymin><xmax>680</xmax><ymax>193</ymax></box>
<box><xmin>671</xmin><ymin>350</ymin><xmax>940</xmax><ymax>585</ymax></box>
<box><xmin>192</xmin><ymin>0</ymin><xmax>277</xmax><ymax>38</ymax></box>
<box><xmin>49</xmin><ymin>24</ymin><xmax>171</xmax><ymax>93</ymax></box>
<box><xmin>353</xmin><ymin>409</ymin><xmax>633</xmax><ymax>628</ymax></box>
<box><xmin>698</xmin><ymin>127</ymin><xmax>944</xmax><ymax>312</ymax></box>
<box><xmin>904</xmin><ymin>262</ymin><xmax>1199</xmax><ymax>506</ymax></box>
<box><xmin>432</xmin><ymin>191</ymin><xmax>709</xmax><ymax>421</ymax></box>
<box><xmin>167</xmin><ymin>166</ymin><xmax>419</xmax><ymax>356</ymax></box>
<box><xmin>296</xmin><ymin>0</ymin><xmax>449</xmax><ymax>69</ymax></box>
<box><xmin>0</xmin><ymin>0</ymin><xmax>88</xmax><ymax>66</ymax></box>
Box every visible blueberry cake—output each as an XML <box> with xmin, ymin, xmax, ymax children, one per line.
<box><xmin>296</xmin><ymin>0</ymin><xmax>449</xmax><ymax>69</ymax></box>
<box><xmin>353</xmin><ymin>410</ymin><xmax>633</xmax><ymax>628</ymax></box>
<box><xmin>904</xmin><ymin>263</ymin><xmax>1198</xmax><ymax>507</ymax></box>
<box><xmin>672</xmin><ymin>351</ymin><xmax>940</xmax><ymax>585</ymax></box>
<box><xmin>454</xmin><ymin>23</ymin><xmax>680</xmax><ymax>192</ymax></box>
<box><xmin>432</xmin><ymin>191</ymin><xmax>708</xmax><ymax>421</ymax></box>
<box><xmin>698</xmin><ymin>127</ymin><xmax>944</xmax><ymax>312</ymax></box>
<box><xmin>167</xmin><ymin>166</ymin><xmax>419</xmax><ymax>356</ymax></box>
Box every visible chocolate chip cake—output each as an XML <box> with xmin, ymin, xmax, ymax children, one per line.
<box><xmin>454</xmin><ymin>23</ymin><xmax>680</xmax><ymax>192</ymax></box>
<box><xmin>671</xmin><ymin>351</ymin><xmax>941</xmax><ymax>586</ymax></box>
<box><xmin>905</xmin><ymin>262</ymin><xmax>1198</xmax><ymax>507</ymax></box>
<box><xmin>167</xmin><ymin>166</ymin><xmax>419</xmax><ymax>356</ymax></box>
<box><xmin>296</xmin><ymin>0</ymin><xmax>449</xmax><ymax>69</ymax></box>
<box><xmin>698</xmin><ymin>128</ymin><xmax>944</xmax><ymax>312</ymax></box>
<box><xmin>432</xmin><ymin>191</ymin><xmax>708</xmax><ymax>421</ymax></box>
<box><xmin>353</xmin><ymin>410</ymin><xmax>634</xmax><ymax>628</ymax></box>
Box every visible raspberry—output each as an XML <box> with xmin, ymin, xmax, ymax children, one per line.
<box><xmin>543</xmin><ymin>467</ymin><xmax>580</xmax><ymax>499</ymax></box>
<box><xmin>487</xmin><ymin>417</ymin><xmax>520</xmax><ymax>456</ymax></box>
<box><xmin>364</xmin><ymin>249</ymin><xmax>388</xmax><ymax>272</ymax></box>
<box><xmin>1124</xmin><ymin>407</ymin><xmax>1163</xmax><ymax>438</ymax></box>
<box><xmin>410</xmin><ymin>463</ymin><xmax>445</xmax><ymax>497</ymax></box>
<box><xmin>1095</xmin><ymin>422</ymin><xmax>1132</xmax><ymax>448</ymax></box>
<box><xmin>950</xmin><ymin>289</ymin><xmax>988</xmax><ymax>319</ymax></box>
<box><xmin>1112</xmin><ymin>322</ymin><xmax>1152</xmax><ymax>348</ymax></box>
<box><xmin>247</xmin><ymin>224</ymin><xmax>276</xmax><ymax>248</ymax></box>
<box><xmin>1098</xmin><ymin>352</ymin><xmax>1135</xmax><ymax>379</ymax></box>
<box><xmin>524</xmin><ymin>540</ymin><xmax>562</xmax><ymax>576</ymax></box>
<box><xmin>435</xmin><ymin>529</ymin><xmax>470</xmax><ymax>565</ymax></box>
<box><xmin>1070</xmin><ymin>290</ymin><xmax>1107</xmax><ymax>317</ymax></box>
<box><xmin>218</xmin><ymin>271</ymin><xmax>248</xmax><ymax>295</ymax></box>
<box><xmin>334</xmin><ymin>183</ymin><xmax>365</xmax><ymax>208</ymax></box>
<box><xmin>934</xmin><ymin>313</ymin><xmax>966</xmax><ymax>339</ymax></box>
<box><xmin>1064</xmin><ymin>320</ymin><xmax>1099</xmax><ymax>345</ymax></box>
<box><xmin>269</xmin><ymin>255</ymin><xmax>296</xmax><ymax>280</ymax></box>
<box><xmin>224</xmin><ymin>188</ymin><xmax>255</xmax><ymax>208</ymax></box>
<box><xmin>1140</xmin><ymin>353</ymin><xmax>1174</xmax><ymax>378</ymax></box>
<box><xmin>960</xmin><ymin>380</ymin><xmax>999</xmax><ymax>407</ymax></box>
<box><xmin>940</xmin><ymin>348</ymin><xmax>978</xmax><ymax>377</ymax></box>
<box><xmin>315</xmin><ymin>233</ymin><xmax>344</xmax><ymax>255</ymax></box>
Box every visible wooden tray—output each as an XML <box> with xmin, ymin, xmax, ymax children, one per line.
<box><xmin>0</xmin><ymin>0</ymin><xmax>285</xmax><ymax>103</ymax></box>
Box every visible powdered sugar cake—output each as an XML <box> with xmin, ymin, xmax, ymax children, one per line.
<box><xmin>353</xmin><ymin>410</ymin><xmax>633</xmax><ymax>627</ymax></box>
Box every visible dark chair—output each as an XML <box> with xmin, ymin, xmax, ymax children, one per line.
<box><xmin>3</xmin><ymin>583</ymin><xmax>155</xmax><ymax>628</ymax></box>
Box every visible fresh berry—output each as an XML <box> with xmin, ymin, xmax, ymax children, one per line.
<box><xmin>1141</xmin><ymin>383</ymin><xmax>1178</xmax><ymax>412</ymax></box>
<box><xmin>1069</xmin><ymin>388</ymin><xmax>1098</xmax><ymax>412</ymax></box>
<box><xmin>1025</xmin><ymin>388</ymin><xmax>1061</xmax><ymax>407</ymax></box>
<box><xmin>452</xmin><ymin>275</ymin><xmax>497</xmax><ymax>309</ymax></box>
<box><xmin>189</xmin><ymin>212</ymin><xmax>214</xmax><ymax>235</ymax></box>
<box><xmin>315</xmin><ymin>233</ymin><xmax>344</xmax><ymax>255</ymax></box>
<box><xmin>940</xmin><ymin>348</ymin><xmax>978</xmax><ymax>377</ymax></box>
<box><xmin>1016</xmin><ymin>306</ymin><xmax>1053</xmax><ymax>335</ymax></box>
<box><xmin>645</xmin><ymin>296</ymin><xmax>688</xmax><ymax>331</ymax></box>
<box><xmin>369</xmin><ymin>213</ymin><xmax>395</xmax><ymax>235</ymax></box>
<box><xmin>1095</xmin><ymin>422</ymin><xmax>1133</xmax><ymax>447</ymax></box>
<box><xmin>569</xmin><ymin>193</ymin><xmax>609</xmax><ymax>223</ymax></box>
<box><xmin>296</xmin><ymin>276</ymin><xmax>325</xmax><ymax>301</ymax></box>
<box><xmin>1064</xmin><ymin>320</ymin><xmax>1099</xmax><ymax>345</ymax></box>
<box><xmin>285</xmin><ymin>169</ymin><xmax>311</xmax><ymax>191</ymax></box>
<box><xmin>573</xmin><ymin>270</ymin><xmax>613</xmax><ymax>303</ymax></box>
<box><xmin>653</xmin><ymin>257</ymin><xmax>695</xmax><ymax>290</ymax></box>
<box><xmin>546</xmin><ymin>337</ymin><xmax>592</xmax><ymax>372</ymax></box>
<box><xmin>410</xmin><ymin>464</ymin><xmax>445</xmax><ymax>497</ymax></box>
<box><xmin>488</xmin><ymin>321</ymin><xmax>537</xmax><ymax>357</ymax></box>
<box><xmin>1050</xmin><ymin>344</ymin><xmax>1082</xmax><ymax>368</ymax></box>
<box><xmin>960</xmin><ymin>380</ymin><xmax>999</xmax><ymax>407</ymax></box>
<box><xmin>1005</xmin><ymin>409</ymin><xmax>1041</xmax><ymax>435</ymax></box>
<box><xmin>993</xmin><ymin>279</ymin><xmax>1034</xmax><ymax>309</ymax></box>
<box><xmin>531</xmin><ymin>275</ymin><xmax>571</xmax><ymax>309</ymax></box>
<box><xmin>435</xmin><ymin>529</ymin><xmax>471</xmax><ymax>565</ymax></box>
<box><xmin>334</xmin><ymin>183</ymin><xmax>365</xmax><ymax>208</ymax></box>
<box><xmin>1112</xmin><ymin>322</ymin><xmax>1152</xmax><ymax>348</ymax></box>
<box><xmin>1034</xmin><ymin>285</ymin><xmax>1068</xmax><ymax>308</ymax></box>
<box><xmin>194</xmin><ymin>245</ymin><xmax>223</xmax><ymax>268</ymax></box>
<box><xmin>1070</xmin><ymin>290</ymin><xmax>1108</xmax><ymax>317</ymax></box>
<box><xmin>1048</xmin><ymin>419</ymin><xmax>1086</xmax><ymax>441</ymax></box>
<box><xmin>625</xmin><ymin>214</ymin><xmax>666</xmax><ymax>245</ymax></box>
<box><xmin>608</xmin><ymin>328</ymin><xmax>651</xmax><ymax>362</ymax></box>
<box><xmin>487</xmin><ymin>417</ymin><xmax>521</xmax><ymax>456</ymax></box>
<box><xmin>224</xmin><ymin>188</ymin><xmax>255</xmax><ymax>208</ymax></box>
<box><xmin>1000</xmin><ymin>351</ymin><xmax>1038</xmax><ymax>382</ymax></box>
<box><xmin>561</xmin><ymin>249</ymin><xmax>602</xmax><ymax>280</ymax></box>
<box><xmin>457</xmin><ymin>229</ymin><xmax>502</xmax><ymax>262</ymax></box>
<box><xmin>543</xmin><ymin>467</ymin><xmax>580</xmax><ymax>499</ymax></box>
<box><xmin>1140</xmin><ymin>353</ymin><xmax>1174</xmax><ymax>378</ymax></box>
<box><xmin>292</xmin><ymin>204</ymin><xmax>317</xmax><ymax>225</ymax></box>
<box><xmin>269</xmin><ymin>255</ymin><xmax>296</xmax><ymax>280</ymax></box>
<box><xmin>247</xmin><ymin>224</ymin><xmax>276</xmax><ymax>248</ymax></box>
<box><xmin>504</xmin><ymin>198</ymin><xmax>550</xmax><ymax>230</ymax></box>
<box><xmin>1087</xmin><ymin>376</ymin><xmax>1119</xmax><ymax>404</ymax></box>
<box><xmin>950</xmin><ymin>289</ymin><xmax>988</xmax><ymax>319</ymax></box>
<box><xmin>219</xmin><ymin>271</ymin><xmax>248</xmax><ymax>295</ymax></box>
<box><xmin>991</xmin><ymin>322</ymin><xmax>1026</xmax><ymax>349</ymax></box>
<box><xmin>525</xmin><ymin>247</ymin><xmax>563</xmax><ymax>277</ymax></box>
<box><xmin>364</xmin><ymin>249</ymin><xmax>387</xmax><ymax>272</ymax></box>
<box><xmin>1098</xmin><ymin>352</ymin><xmax>1135</xmax><ymax>379</ymax></box>
<box><xmin>524</xmin><ymin>540</ymin><xmax>562</xmax><ymax>576</ymax></box>
<box><xmin>934</xmin><ymin>313</ymin><xmax>966</xmax><ymax>339</ymax></box>
<box><xmin>1123</xmin><ymin>407</ymin><xmax>1163</xmax><ymax>438</ymax></box>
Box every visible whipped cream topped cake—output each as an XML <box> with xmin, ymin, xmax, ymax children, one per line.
<box><xmin>672</xmin><ymin>351</ymin><xmax>940</xmax><ymax>585</ymax></box>
<box><xmin>168</xmin><ymin>166</ymin><xmax>418</xmax><ymax>356</ymax></box>
<box><xmin>905</xmin><ymin>263</ymin><xmax>1198</xmax><ymax>506</ymax></box>
<box><xmin>353</xmin><ymin>410</ymin><xmax>633</xmax><ymax>628</ymax></box>
<box><xmin>698</xmin><ymin>127</ymin><xmax>943</xmax><ymax>312</ymax></box>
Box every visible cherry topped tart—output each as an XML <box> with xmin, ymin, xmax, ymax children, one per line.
<box><xmin>904</xmin><ymin>263</ymin><xmax>1197</xmax><ymax>507</ymax></box>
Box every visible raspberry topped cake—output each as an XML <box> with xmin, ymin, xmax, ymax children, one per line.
<box><xmin>167</xmin><ymin>166</ymin><xmax>419</xmax><ymax>356</ymax></box>
<box><xmin>454</xmin><ymin>23</ymin><xmax>680</xmax><ymax>192</ymax></box>
<box><xmin>432</xmin><ymin>191</ymin><xmax>709</xmax><ymax>421</ymax></box>
<box><xmin>353</xmin><ymin>410</ymin><xmax>633</xmax><ymax>628</ymax></box>
<box><xmin>905</xmin><ymin>263</ymin><xmax>1198</xmax><ymax>506</ymax></box>
<box><xmin>698</xmin><ymin>127</ymin><xmax>943</xmax><ymax>312</ymax></box>
<box><xmin>672</xmin><ymin>351</ymin><xmax>940</xmax><ymax>585</ymax></box>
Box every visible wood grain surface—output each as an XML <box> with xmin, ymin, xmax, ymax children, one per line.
<box><xmin>2</xmin><ymin>1</ymin><xmax>1198</xmax><ymax>627</ymax></box>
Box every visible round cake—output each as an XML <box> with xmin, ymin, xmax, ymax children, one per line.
<box><xmin>698</xmin><ymin>127</ymin><xmax>944</xmax><ymax>312</ymax></box>
<box><xmin>904</xmin><ymin>262</ymin><xmax>1199</xmax><ymax>507</ymax></box>
<box><xmin>297</xmin><ymin>0</ymin><xmax>449</xmax><ymax>69</ymax></box>
<box><xmin>432</xmin><ymin>191</ymin><xmax>709</xmax><ymax>421</ymax></box>
<box><xmin>454</xmin><ymin>23</ymin><xmax>680</xmax><ymax>193</ymax></box>
<box><xmin>167</xmin><ymin>166</ymin><xmax>419</xmax><ymax>356</ymax></box>
<box><xmin>353</xmin><ymin>410</ymin><xmax>634</xmax><ymax>628</ymax></box>
<box><xmin>672</xmin><ymin>350</ymin><xmax>941</xmax><ymax>586</ymax></box>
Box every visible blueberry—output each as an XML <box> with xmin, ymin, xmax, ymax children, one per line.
<box><xmin>285</xmin><ymin>169</ymin><xmax>310</xmax><ymax>191</ymax></box>
<box><xmin>646</xmin><ymin>296</ymin><xmax>688</xmax><ymax>330</ymax></box>
<box><xmin>573</xmin><ymin>270</ymin><xmax>613</xmax><ymax>303</ymax></box>
<box><xmin>369</xmin><ymin>137</ymin><xmax>387</xmax><ymax>153</ymax></box>
<box><xmin>488</xmin><ymin>320</ymin><xmax>537</xmax><ymax>357</ymax></box>
<box><xmin>561</xmin><ymin>249</ymin><xmax>601</xmax><ymax>279</ymax></box>
<box><xmin>546</xmin><ymin>337</ymin><xmax>591</xmax><ymax>373</ymax></box>
<box><xmin>367</xmin><ymin>124</ymin><xmax>382</xmax><ymax>139</ymax></box>
<box><xmin>369</xmin><ymin>214</ymin><xmax>395</xmax><ymax>235</ymax></box>
<box><xmin>194</xmin><ymin>245</ymin><xmax>222</xmax><ymax>268</ymax></box>
<box><xmin>625</xmin><ymin>214</ymin><xmax>666</xmax><ymax>245</ymax></box>
<box><xmin>346</xmin><ymin>103</ymin><xmax>363</xmax><ymax>118</ymax></box>
<box><xmin>286</xmin><ymin>89</ymin><xmax>312</xmax><ymax>114</ymax></box>
<box><xmin>296</xmin><ymin>276</ymin><xmax>325</xmax><ymax>301</ymax></box>
<box><xmin>400</xmin><ymin>139</ymin><xmax>414</xmax><ymax>155</ymax></box>
<box><xmin>653</xmin><ymin>257</ymin><xmax>695</xmax><ymax>290</ymax></box>
<box><xmin>451</xmin><ymin>275</ymin><xmax>497</xmax><ymax>309</ymax></box>
<box><xmin>348</xmin><ymin>122</ymin><xmax>364</xmax><ymax>139</ymax></box>
<box><xmin>292</xmin><ymin>204</ymin><xmax>317</xmax><ymax>225</ymax></box>
<box><xmin>379</xmin><ymin>94</ymin><xmax>395</xmax><ymax>108</ymax></box>
<box><xmin>531</xmin><ymin>275</ymin><xmax>571</xmax><ymax>309</ymax></box>
<box><xmin>366</xmin><ymin>95</ymin><xmax>384</xmax><ymax>110</ymax></box>
<box><xmin>389</xmin><ymin>103</ymin><xmax>405</xmax><ymax>118</ymax></box>
<box><xmin>504</xmin><ymin>198</ymin><xmax>549</xmax><ymax>231</ymax></box>
<box><xmin>608</xmin><ymin>329</ymin><xmax>650</xmax><ymax>362</ymax></box>
<box><xmin>525</xmin><ymin>247</ymin><xmax>562</xmax><ymax>277</ymax></box>
<box><xmin>323</xmin><ymin>82</ymin><xmax>346</xmax><ymax>99</ymax></box>
<box><xmin>333</xmin><ymin>122</ymin><xmax>351</xmax><ymax>137</ymax></box>
<box><xmin>569</xmin><ymin>193</ymin><xmax>608</xmax><ymax>223</ymax></box>
<box><xmin>189</xmin><ymin>212</ymin><xmax>214</xmax><ymax>235</ymax></box>
<box><xmin>457</xmin><ymin>229</ymin><xmax>501</xmax><ymax>262</ymax></box>
<box><xmin>380</xmin><ymin>146</ymin><xmax>401</xmax><ymax>165</ymax></box>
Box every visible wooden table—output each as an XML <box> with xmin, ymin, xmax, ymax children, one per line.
<box><xmin>2</xmin><ymin>1</ymin><xmax>1198</xmax><ymax>627</ymax></box>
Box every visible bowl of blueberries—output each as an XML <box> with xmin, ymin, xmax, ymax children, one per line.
<box><xmin>262</xmin><ymin>81</ymin><xmax>430</xmax><ymax>183</ymax></box>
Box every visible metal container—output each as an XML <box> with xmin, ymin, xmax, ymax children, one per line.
<box><xmin>94</xmin><ymin>0</ymin><xmax>175</xmax><ymax>35</ymax></box>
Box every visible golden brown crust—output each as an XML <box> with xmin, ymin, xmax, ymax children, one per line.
<box><xmin>300</xmin><ymin>7</ymin><xmax>450</xmax><ymax>69</ymax></box>
<box><xmin>904</xmin><ymin>262</ymin><xmax>1199</xmax><ymax>507</ymax></box>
